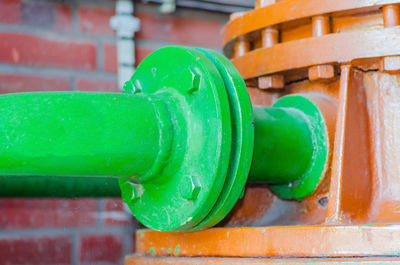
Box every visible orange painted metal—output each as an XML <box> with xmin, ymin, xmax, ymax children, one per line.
<box><xmin>130</xmin><ymin>0</ymin><xmax>400</xmax><ymax>264</ymax></box>
<box><xmin>308</xmin><ymin>15</ymin><xmax>335</xmax><ymax>81</ymax></box>
<box><xmin>308</xmin><ymin>64</ymin><xmax>335</xmax><ymax>81</ymax></box>
<box><xmin>261</xmin><ymin>27</ymin><xmax>279</xmax><ymax>48</ymax></box>
<box><xmin>230</xmin><ymin>12</ymin><xmax>249</xmax><ymax>59</ymax></box>
<box><xmin>326</xmin><ymin>67</ymin><xmax>374</xmax><ymax>224</ymax></box>
<box><xmin>136</xmin><ymin>225</ymin><xmax>400</xmax><ymax>258</ymax></box>
<box><xmin>222</xmin><ymin>0</ymin><xmax>399</xmax><ymax>46</ymax></box>
<box><xmin>232</xmin><ymin>26</ymin><xmax>400</xmax><ymax>79</ymax></box>
<box><xmin>381</xmin><ymin>4</ymin><xmax>400</xmax><ymax>73</ymax></box>
<box><xmin>126</xmin><ymin>256</ymin><xmax>400</xmax><ymax>264</ymax></box>
<box><xmin>362</xmin><ymin>71</ymin><xmax>400</xmax><ymax>223</ymax></box>
<box><xmin>383</xmin><ymin>4</ymin><xmax>400</xmax><ymax>27</ymax></box>
<box><xmin>312</xmin><ymin>15</ymin><xmax>331</xmax><ymax>36</ymax></box>
<box><xmin>258</xmin><ymin>26</ymin><xmax>284</xmax><ymax>89</ymax></box>
<box><xmin>232</xmin><ymin>37</ymin><xmax>250</xmax><ymax>59</ymax></box>
<box><xmin>257</xmin><ymin>0</ymin><xmax>284</xmax><ymax>90</ymax></box>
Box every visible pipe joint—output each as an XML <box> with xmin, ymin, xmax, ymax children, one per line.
<box><xmin>134</xmin><ymin>96</ymin><xmax>174</xmax><ymax>183</ymax></box>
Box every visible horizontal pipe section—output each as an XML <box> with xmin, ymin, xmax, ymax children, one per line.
<box><xmin>0</xmin><ymin>176</ymin><xmax>121</xmax><ymax>197</ymax></box>
<box><xmin>249</xmin><ymin>106</ymin><xmax>314</xmax><ymax>184</ymax></box>
<box><xmin>0</xmin><ymin>91</ymin><xmax>164</xmax><ymax>179</ymax></box>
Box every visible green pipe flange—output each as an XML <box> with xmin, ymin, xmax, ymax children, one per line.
<box><xmin>190</xmin><ymin>48</ymin><xmax>254</xmax><ymax>230</ymax></box>
<box><xmin>268</xmin><ymin>95</ymin><xmax>328</xmax><ymax>199</ymax></box>
<box><xmin>120</xmin><ymin>46</ymin><xmax>233</xmax><ymax>231</ymax></box>
<box><xmin>120</xmin><ymin>47</ymin><xmax>328</xmax><ymax>231</ymax></box>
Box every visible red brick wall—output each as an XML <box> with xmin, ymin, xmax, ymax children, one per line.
<box><xmin>0</xmin><ymin>0</ymin><xmax>228</xmax><ymax>264</ymax></box>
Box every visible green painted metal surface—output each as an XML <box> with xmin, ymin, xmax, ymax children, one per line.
<box><xmin>120</xmin><ymin>47</ymin><xmax>328</xmax><ymax>230</ymax></box>
<box><xmin>0</xmin><ymin>46</ymin><xmax>328</xmax><ymax>231</ymax></box>
<box><xmin>0</xmin><ymin>92</ymin><xmax>162</xmax><ymax>178</ymax></box>
<box><xmin>190</xmin><ymin>48</ymin><xmax>254</xmax><ymax>231</ymax></box>
<box><xmin>0</xmin><ymin>176</ymin><xmax>121</xmax><ymax>197</ymax></box>
<box><xmin>267</xmin><ymin>95</ymin><xmax>328</xmax><ymax>199</ymax></box>
<box><xmin>250</xmin><ymin>106</ymin><xmax>314</xmax><ymax>184</ymax></box>
<box><xmin>120</xmin><ymin>46</ymin><xmax>233</xmax><ymax>231</ymax></box>
<box><xmin>0</xmin><ymin>92</ymin><xmax>165</xmax><ymax>198</ymax></box>
<box><xmin>250</xmin><ymin>95</ymin><xmax>328</xmax><ymax>199</ymax></box>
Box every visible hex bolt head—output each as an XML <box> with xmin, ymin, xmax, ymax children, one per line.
<box><xmin>123</xmin><ymin>80</ymin><xmax>142</xmax><ymax>94</ymax></box>
<box><xmin>122</xmin><ymin>80</ymin><xmax>134</xmax><ymax>93</ymax></box>
<box><xmin>183</xmin><ymin>69</ymin><xmax>201</xmax><ymax>94</ymax></box>
<box><xmin>308</xmin><ymin>64</ymin><xmax>335</xmax><ymax>81</ymax></box>
<box><xmin>380</xmin><ymin>55</ymin><xmax>400</xmax><ymax>73</ymax></box>
<box><xmin>121</xmin><ymin>181</ymin><xmax>143</xmax><ymax>204</ymax></box>
<box><xmin>180</xmin><ymin>175</ymin><xmax>201</xmax><ymax>200</ymax></box>
<box><xmin>258</xmin><ymin>74</ymin><xmax>284</xmax><ymax>90</ymax></box>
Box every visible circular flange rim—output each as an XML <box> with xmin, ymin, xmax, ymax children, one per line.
<box><xmin>120</xmin><ymin>46</ymin><xmax>233</xmax><ymax>231</ymax></box>
<box><xmin>269</xmin><ymin>94</ymin><xmax>328</xmax><ymax>200</ymax></box>
<box><xmin>190</xmin><ymin>48</ymin><xmax>254</xmax><ymax>230</ymax></box>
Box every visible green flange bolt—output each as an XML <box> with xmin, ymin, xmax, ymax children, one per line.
<box><xmin>0</xmin><ymin>46</ymin><xmax>328</xmax><ymax>231</ymax></box>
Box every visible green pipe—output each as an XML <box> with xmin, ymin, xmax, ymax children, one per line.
<box><xmin>249</xmin><ymin>106</ymin><xmax>314</xmax><ymax>184</ymax></box>
<box><xmin>248</xmin><ymin>95</ymin><xmax>328</xmax><ymax>201</ymax></box>
<box><xmin>0</xmin><ymin>176</ymin><xmax>121</xmax><ymax>198</ymax></box>
<box><xmin>0</xmin><ymin>91</ymin><xmax>172</xmax><ymax>197</ymax></box>
<box><xmin>0</xmin><ymin>92</ymin><xmax>167</xmax><ymax>178</ymax></box>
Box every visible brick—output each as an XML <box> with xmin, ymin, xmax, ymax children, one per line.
<box><xmin>103</xmin><ymin>44</ymin><xmax>154</xmax><ymax>73</ymax></box>
<box><xmin>55</xmin><ymin>4</ymin><xmax>73</xmax><ymax>31</ymax></box>
<box><xmin>0</xmin><ymin>32</ymin><xmax>96</xmax><ymax>70</ymax></box>
<box><xmin>103</xmin><ymin>44</ymin><xmax>117</xmax><ymax>73</ymax></box>
<box><xmin>102</xmin><ymin>198</ymin><xmax>134</xmax><ymax>226</ymax></box>
<box><xmin>0</xmin><ymin>74</ymin><xmax>70</xmax><ymax>93</ymax></box>
<box><xmin>0</xmin><ymin>0</ymin><xmax>21</xmax><ymax>24</ymax></box>
<box><xmin>21</xmin><ymin>1</ymin><xmax>54</xmax><ymax>29</ymax></box>
<box><xmin>0</xmin><ymin>199</ymin><xmax>98</xmax><ymax>229</ymax></box>
<box><xmin>76</xmin><ymin>78</ymin><xmax>119</xmax><ymax>92</ymax></box>
<box><xmin>104</xmin><ymin>198</ymin><xmax>125</xmax><ymax>212</ymax></box>
<box><xmin>78</xmin><ymin>5</ymin><xmax>115</xmax><ymax>35</ymax></box>
<box><xmin>0</xmin><ymin>236</ymin><xmax>71</xmax><ymax>265</ymax></box>
<box><xmin>136</xmin><ymin>11</ymin><xmax>223</xmax><ymax>47</ymax></box>
<box><xmin>80</xmin><ymin>234</ymin><xmax>123</xmax><ymax>264</ymax></box>
<box><xmin>20</xmin><ymin>1</ymin><xmax>72</xmax><ymax>31</ymax></box>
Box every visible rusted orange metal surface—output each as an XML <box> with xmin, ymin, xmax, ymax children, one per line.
<box><xmin>129</xmin><ymin>0</ymin><xmax>400</xmax><ymax>264</ymax></box>
<box><xmin>232</xmin><ymin>27</ymin><xmax>400</xmax><ymax>79</ymax></box>
<box><xmin>222</xmin><ymin>0</ymin><xmax>399</xmax><ymax>45</ymax></box>
<box><xmin>127</xmin><ymin>257</ymin><xmax>400</xmax><ymax>265</ymax></box>
<box><xmin>135</xmin><ymin>225</ymin><xmax>400</xmax><ymax>258</ymax></box>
